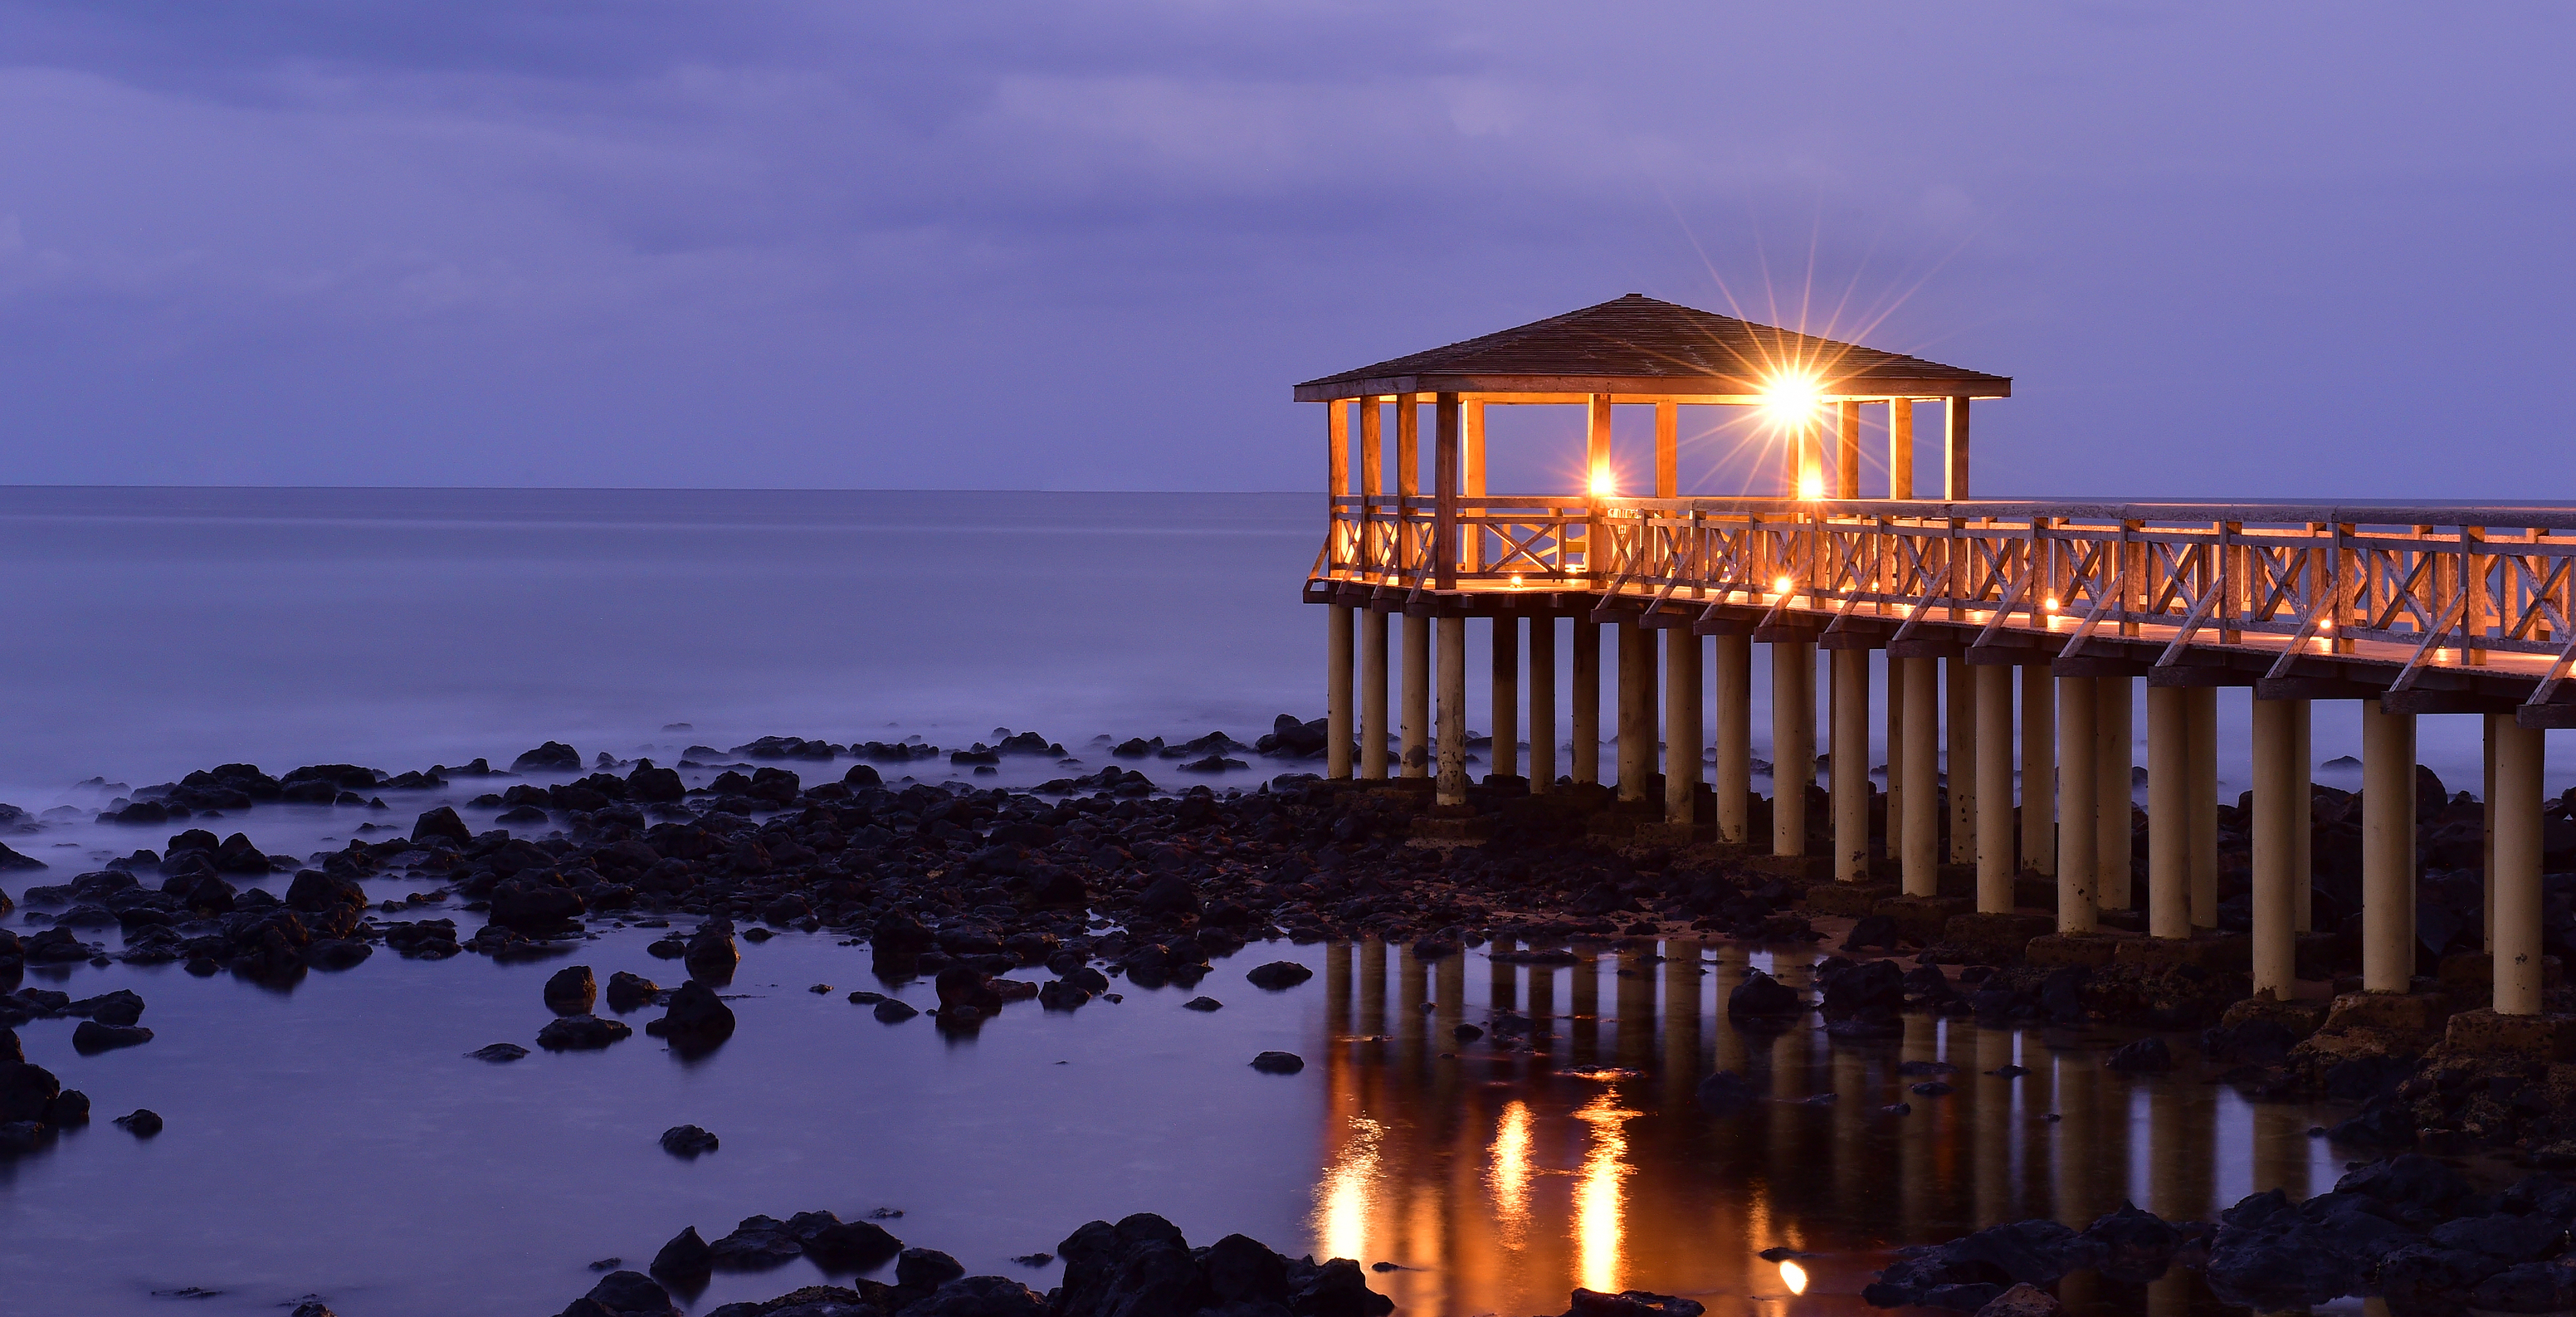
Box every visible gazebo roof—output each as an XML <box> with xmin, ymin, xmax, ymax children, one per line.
<box><xmin>1293</xmin><ymin>293</ymin><xmax>2011</xmax><ymax>402</ymax></box>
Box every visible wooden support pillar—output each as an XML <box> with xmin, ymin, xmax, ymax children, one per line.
<box><xmin>1773</xmin><ymin>640</ymin><xmax>1814</xmax><ymax>856</ymax></box>
<box><xmin>1975</xmin><ymin>661</ymin><xmax>2015</xmax><ymax>910</ymax></box>
<box><xmin>1528</xmin><ymin>617</ymin><xmax>1556</xmax><ymax>793</ymax></box>
<box><xmin>1463</xmin><ymin>401</ymin><xmax>1486</xmax><ymax>574</ymax></box>
<box><xmin>1490</xmin><ymin>617</ymin><xmax>1520</xmax><ymax>782</ymax></box>
<box><xmin>1836</xmin><ymin>401</ymin><xmax>1862</xmax><ymax>500</ymax></box>
<box><xmin>1943</xmin><ymin>397</ymin><xmax>1971</xmax><ymax>500</ymax></box>
<box><xmin>1888</xmin><ymin>399</ymin><xmax>1915</xmax><ymax>500</ymax></box>
<box><xmin>1654</xmin><ymin>402</ymin><xmax>1677</xmax><ymax>499</ymax></box>
<box><xmin>1714</xmin><ymin>634</ymin><xmax>1751</xmax><ymax>843</ymax></box>
<box><xmin>1617</xmin><ymin>619</ymin><xmax>1654</xmax><ymax>802</ymax></box>
<box><xmin>1358</xmin><ymin>401</ymin><xmax>1383</xmax><ymax>578</ymax></box>
<box><xmin>1667</xmin><ymin>628</ymin><xmax>1703</xmax><ymax>829</ymax></box>
<box><xmin>1326</xmin><ymin>605</ymin><xmax>1354</xmax><ymax>780</ymax></box>
<box><xmin>1946</xmin><ymin>657</ymin><xmax>1976</xmax><ymax>865</ymax></box>
<box><xmin>1833</xmin><ymin>646</ymin><xmax>1871</xmax><ymax>880</ymax></box>
<box><xmin>1400</xmin><ymin>613</ymin><xmax>1430</xmax><ymax>778</ymax></box>
<box><xmin>2486</xmin><ymin>714</ymin><xmax>2501</xmax><ymax>954</ymax></box>
<box><xmin>1432</xmin><ymin>393</ymin><xmax>1460</xmax><ymax>592</ymax></box>
<box><xmin>2291</xmin><ymin>699</ymin><xmax>2311</xmax><ymax>933</ymax></box>
<box><xmin>1436</xmin><ymin>616</ymin><xmax>1467</xmax><ymax>806</ymax></box>
<box><xmin>2493</xmin><ymin>718</ymin><xmax>2547</xmax><ymax>1014</ymax></box>
<box><xmin>2095</xmin><ymin>676</ymin><xmax>2133</xmax><ymax>910</ymax></box>
<box><xmin>2058</xmin><ymin>676</ymin><xmax>2100</xmax><ymax>933</ymax></box>
<box><xmin>1571</xmin><ymin>620</ymin><xmax>1600</xmax><ymax>784</ymax></box>
<box><xmin>1901</xmin><ymin>656</ymin><xmax>1939</xmax><ymax>895</ymax></box>
<box><xmin>2252</xmin><ymin>696</ymin><xmax>2305</xmax><ymax>1000</ymax></box>
<box><xmin>2022</xmin><ymin>663</ymin><xmax>2056</xmax><ymax>877</ymax></box>
<box><xmin>1886</xmin><ymin>652</ymin><xmax>1905</xmax><ymax>860</ymax></box>
<box><xmin>1359</xmin><ymin>610</ymin><xmax>1388</xmax><ymax>779</ymax></box>
<box><xmin>2146</xmin><ymin>684</ymin><xmax>2188</xmax><ymax>939</ymax></box>
<box><xmin>2362</xmin><ymin>700</ymin><xmax>2417</xmax><ymax>993</ymax></box>
<box><xmin>2188</xmin><ymin>686</ymin><xmax>2218</xmax><ymax>928</ymax></box>
<box><xmin>1585</xmin><ymin>394</ymin><xmax>1612</xmax><ymax>579</ymax></box>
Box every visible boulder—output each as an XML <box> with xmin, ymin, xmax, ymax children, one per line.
<box><xmin>650</xmin><ymin>1227</ymin><xmax>713</xmax><ymax>1285</ymax></box>
<box><xmin>791</xmin><ymin>1212</ymin><xmax>901</xmax><ymax>1270</ymax></box>
<box><xmin>412</xmin><ymin>806</ymin><xmax>473</xmax><ymax>846</ymax></box>
<box><xmin>545</xmin><ymin>966</ymin><xmax>598</xmax><ymax>1016</ymax></box>
<box><xmin>606</xmin><ymin>971</ymin><xmax>662</xmax><ymax>1012</ymax></box>
<box><xmin>707</xmin><ymin>1215</ymin><xmax>805</xmax><ymax>1271</ymax></box>
<box><xmin>514</xmin><ymin>742</ymin><xmax>583</xmax><ymax>772</ymax></box>
<box><xmin>71</xmin><ymin>1021</ymin><xmax>153</xmax><ymax>1053</ymax></box>
<box><xmin>1562</xmin><ymin>1290</ymin><xmax>1706</xmax><ymax>1317</ymax></box>
<box><xmin>1972</xmin><ymin>1284</ymin><xmax>2064</xmax><ymax>1317</ymax></box>
<box><xmin>1727</xmin><ymin>970</ymin><xmax>1804</xmax><ymax>1017</ymax></box>
<box><xmin>645</xmin><ymin>981</ymin><xmax>737</xmax><ymax>1048</ymax></box>
<box><xmin>535</xmin><ymin>1015</ymin><xmax>632</xmax><ymax>1051</ymax></box>
<box><xmin>559</xmin><ymin>1269</ymin><xmax>678</xmax><ymax>1317</ymax></box>
<box><xmin>1246</xmin><ymin>961</ymin><xmax>1315</xmax><ymax>990</ymax></box>
<box><xmin>113</xmin><ymin>1109</ymin><xmax>163</xmax><ymax>1136</ymax></box>
<box><xmin>659</xmin><ymin>1124</ymin><xmax>719</xmax><ymax>1157</ymax></box>
<box><xmin>909</xmin><ymin>1276</ymin><xmax>1047</xmax><ymax>1317</ymax></box>
<box><xmin>1250</xmin><ymin>1051</ymin><xmax>1305</xmax><ymax>1075</ymax></box>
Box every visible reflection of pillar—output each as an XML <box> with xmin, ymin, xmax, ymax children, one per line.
<box><xmin>1711</xmin><ymin>946</ymin><xmax>1748</xmax><ymax>1076</ymax></box>
<box><xmin>1360</xmin><ymin>939</ymin><xmax>1388</xmax><ymax>1036</ymax></box>
<box><xmin>1617</xmin><ymin>950</ymin><xmax>1655</xmax><ymax>1068</ymax></box>
<box><xmin>1714</xmin><ymin>635</ymin><xmax>1751</xmax><ymax>842</ymax></box>
<box><xmin>2363</xmin><ymin>700</ymin><xmax>2417</xmax><ymax>992</ymax></box>
<box><xmin>2251</xmin><ymin>1099</ymin><xmax>2312</xmax><ymax>1201</ymax></box>
<box><xmin>2058</xmin><ymin>676</ymin><xmax>2100</xmax><ymax>933</ymax></box>
<box><xmin>1773</xmin><ymin>641</ymin><xmax>1814</xmax><ymax>856</ymax></box>
<box><xmin>2023</xmin><ymin>663</ymin><xmax>2056</xmax><ymax>877</ymax></box>
<box><xmin>2188</xmin><ymin>685</ymin><xmax>2219</xmax><ymax>928</ymax></box>
<box><xmin>2252</xmin><ymin>697</ymin><xmax>2303</xmax><ymax>999</ymax></box>
<box><xmin>1572</xmin><ymin>949</ymin><xmax>1602</xmax><ymax>1066</ymax></box>
<box><xmin>1360</xmin><ymin>610</ymin><xmax>1389</xmax><ymax>779</ymax></box>
<box><xmin>2052</xmin><ymin>1047</ymin><xmax>2098</xmax><ymax>1227</ymax></box>
<box><xmin>1661</xmin><ymin>940</ymin><xmax>1701</xmax><ymax>1101</ymax></box>
<box><xmin>1435</xmin><ymin>954</ymin><xmax>1466</xmax><ymax>1056</ymax></box>
<box><xmin>1947</xmin><ymin>656</ymin><xmax>1977</xmax><ymax>864</ymax></box>
<box><xmin>2496</xmin><ymin>718</ymin><xmax>2547</xmax><ymax>1014</ymax></box>
<box><xmin>2147</xmin><ymin>1078</ymin><xmax>2184</xmax><ymax>1221</ymax></box>
<box><xmin>1530</xmin><ymin>617</ymin><xmax>1557</xmax><ymax>793</ymax></box>
<box><xmin>1901</xmin><ymin>656</ymin><xmax>1939</xmax><ymax>893</ymax></box>
<box><xmin>1973</xmin><ymin>1027</ymin><xmax>2012</xmax><ymax>1226</ymax></box>
<box><xmin>1835</xmin><ymin>1046</ymin><xmax>1866</xmax><ymax>1206</ymax></box>
<box><xmin>1489</xmin><ymin>941</ymin><xmax>1520</xmax><ymax>1013</ymax></box>
<box><xmin>2147</xmin><ymin>684</ymin><xmax>2188</xmax><ymax>938</ymax></box>
<box><xmin>2095</xmin><ymin>676</ymin><xmax>2133</xmax><ymax>910</ymax></box>
<box><xmin>1401</xmin><ymin>614</ymin><xmax>1431</xmax><ymax>778</ymax></box>
<box><xmin>1976</xmin><ymin>662</ymin><xmax>2016</xmax><ymax>910</ymax></box>
<box><xmin>1398</xmin><ymin>944</ymin><xmax>1427</xmax><ymax>1067</ymax></box>
<box><xmin>1899</xmin><ymin>1013</ymin><xmax>1939</xmax><ymax>1236</ymax></box>
<box><xmin>1490</xmin><ymin>617</ymin><xmax>1520</xmax><ymax>782</ymax></box>
<box><xmin>1666</xmin><ymin>629</ymin><xmax>1703</xmax><ymax>828</ymax></box>
<box><xmin>1834</xmin><ymin>647</ymin><xmax>1872</xmax><ymax>880</ymax></box>
<box><xmin>1526</xmin><ymin>957</ymin><xmax>1557</xmax><ymax>1056</ymax></box>
<box><xmin>1327</xmin><ymin>943</ymin><xmax>1354</xmax><ymax>1037</ymax></box>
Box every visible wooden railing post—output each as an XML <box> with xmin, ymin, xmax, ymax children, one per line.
<box><xmin>1433</xmin><ymin>393</ymin><xmax>1460</xmax><ymax>593</ymax></box>
<box><xmin>1395</xmin><ymin>395</ymin><xmax>1420</xmax><ymax>575</ymax></box>
<box><xmin>1357</xmin><ymin>400</ymin><xmax>1383</xmax><ymax>578</ymax></box>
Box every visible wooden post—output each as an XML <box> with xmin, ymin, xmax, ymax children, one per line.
<box><xmin>1437</xmin><ymin>616</ymin><xmax>1467</xmax><ymax>807</ymax></box>
<box><xmin>2252</xmin><ymin>696</ymin><xmax>2300</xmax><ymax>999</ymax></box>
<box><xmin>1397</xmin><ymin>396</ymin><xmax>1419</xmax><ymax>576</ymax></box>
<box><xmin>1886</xmin><ymin>651</ymin><xmax>1905</xmax><ymax>860</ymax></box>
<box><xmin>2494</xmin><ymin>717</ymin><xmax>2546</xmax><ymax>1014</ymax></box>
<box><xmin>1715</xmin><ymin>633</ymin><xmax>1751</xmax><ymax>842</ymax></box>
<box><xmin>2095</xmin><ymin>676</ymin><xmax>2133</xmax><ymax>910</ymax></box>
<box><xmin>1401</xmin><ymin>613</ymin><xmax>1429</xmax><ymax>778</ymax></box>
<box><xmin>1947</xmin><ymin>657</ymin><xmax>1976</xmax><ymax>865</ymax></box>
<box><xmin>1327</xmin><ymin>400</ymin><xmax>1349</xmax><ymax>573</ymax></box>
<box><xmin>1327</xmin><ymin>606</ymin><xmax>1354</xmax><ymax>780</ymax></box>
<box><xmin>1833</xmin><ymin>647</ymin><xmax>1871</xmax><ymax>880</ymax></box>
<box><xmin>1433</xmin><ymin>393</ymin><xmax>1460</xmax><ymax>592</ymax></box>
<box><xmin>1837</xmin><ymin>401</ymin><xmax>1862</xmax><ymax>500</ymax></box>
<box><xmin>1464</xmin><ymin>400</ymin><xmax>1486</xmax><ymax>574</ymax></box>
<box><xmin>1530</xmin><ymin>617</ymin><xmax>1557</xmax><ymax>793</ymax></box>
<box><xmin>1901</xmin><ymin>656</ymin><xmax>1939</xmax><ymax>895</ymax></box>
<box><xmin>1358</xmin><ymin>401</ymin><xmax>1383</xmax><ymax>578</ymax></box>
<box><xmin>1359</xmin><ymin>610</ymin><xmax>1388</xmax><ymax>779</ymax></box>
<box><xmin>1976</xmin><ymin>662</ymin><xmax>2015</xmax><ymax>910</ymax></box>
<box><xmin>2362</xmin><ymin>699</ymin><xmax>2417</xmax><ymax>993</ymax></box>
<box><xmin>1944</xmin><ymin>397</ymin><xmax>1971</xmax><ymax>500</ymax></box>
<box><xmin>2022</xmin><ymin>663</ymin><xmax>2056</xmax><ymax>877</ymax></box>
<box><xmin>1667</xmin><ymin>628</ymin><xmax>1702</xmax><ymax>828</ymax></box>
<box><xmin>2485</xmin><ymin>714</ymin><xmax>2500</xmax><ymax>954</ymax></box>
<box><xmin>1889</xmin><ymin>399</ymin><xmax>1915</xmax><ymax>500</ymax></box>
<box><xmin>2188</xmin><ymin>686</ymin><xmax>2217</xmax><ymax>927</ymax></box>
<box><xmin>2291</xmin><ymin>697</ymin><xmax>2311</xmax><ymax>933</ymax></box>
<box><xmin>1654</xmin><ymin>402</ymin><xmax>1677</xmax><ymax>499</ymax></box>
<box><xmin>2147</xmin><ymin>684</ymin><xmax>2188</xmax><ymax>938</ymax></box>
<box><xmin>1773</xmin><ymin>640</ymin><xmax>1815</xmax><ymax>856</ymax></box>
<box><xmin>1572</xmin><ymin>620</ymin><xmax>1601</xmax><ymax>784</ymax></box>
<box><xmin>1490</xmin><ymin>616</ymin><xmax>1520</xmax><ymax>782</ymax></box>
<box><xmin>2058</xmin><ymin>676</ymin><xmax>2099</xmax><ymax>933</ymax></box>
<box><xmin>1617</xmin><ymin>619</ymin><xmax>1654</xmax><ymax>803</ymax></box>
<box><xmin>1585</xmin><ymin>393</ymin><xmax>1612</xmax><ymax>581</ymax></box>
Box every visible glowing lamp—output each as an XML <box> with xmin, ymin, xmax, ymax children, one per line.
<box><xmin>1773</xmin><ymin>575</ymin><xmax>1793</xmax><ymax>594</ymax></box>
<box><xmin>1779</xmin><ymin>1261</ymin><xmax>1809</xmax><ymax>1295</ymax></box>
<box><xmin>1797</xmin><ymin>471</ymin><xmax>1825</xmax><ymax>500</ymax></box>
<box><xmin>1511</xmin><ymin>574</ymin><xmax>1525</xmax><ymax>587</ymax></box>
<box><xmin>2043</xmin><ymin>596</ymin><xmax>2061</xmax><ymax>612</ymax></box>
<box><xmin>1588</xmin><ymin>467</ymin><xmax>1616</xmax><ymax>497</ymax></box>
<box><xmin>2319</xmin><ymin>620</ymin><xmax>2335</xmax><ymax>632</ymax></box>
<box><xmin>1761</xmin><ymin>372</ymin><xmax>1822</xmax><ymax>425</ymax></box>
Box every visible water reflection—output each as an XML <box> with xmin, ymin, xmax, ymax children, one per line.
<box><xmin>1305</xmin><ymin>939</ymin><xmax>2344</xmax><ymax>1317</ymax></box>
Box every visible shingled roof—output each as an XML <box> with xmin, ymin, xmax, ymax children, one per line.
<box><xmin>1293</xmin><ymin>293</ymin><xmax>2009</xmax><ymax>402</ymax></box>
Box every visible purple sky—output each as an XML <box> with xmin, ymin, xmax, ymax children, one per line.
<box><xmin>0</xmin><ymin>3</ymin><xmax>2567</xmax><ymax>497</ymax></box>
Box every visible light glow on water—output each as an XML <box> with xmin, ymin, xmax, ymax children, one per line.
<box><xmin>1316</xmin><ymin>1115</ymin><xmax>1383</xmax><ymax>1266</ymax></box>
<box><xmin>1573</xmin><ymin>1090</ymin><xmax>1637</xmax><ymax>1295</ymax></box>
<box><xmin>1489</xmin><ymin>1100</ymin><xmax>1534</xmax><ymax>1250</ymax></box>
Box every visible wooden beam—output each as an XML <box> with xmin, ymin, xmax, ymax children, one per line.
<box><xmin>1435</xmin><ymin>393</ymin><xmax>1460</xmax><ymax>593</ymax></box>
<box><xmin>1944</xmin><ymin>398</ymin><xmax>1970</xmax><ymax>500</ymax></box>
<box><xmin>1293</xmin><ymin>374</ymin><xmax>2014</xmax><ymax>403</ymax></box>
<box><xmin>1463</xmin><ymin>401</ymin><xmax>1486</xmax><ymax>498</ymax></box>
<box><xmin>1654</xmin><ymin>401</ymin><xmax>1677</xmax><ymax>498</ymax></box>
<box><xmin>1358</xmin><ymin>400</ymin><xmax>1382</xmax><ymax>497</ymax></box>
<box><xmin>1888</xmin><ymin>398</ymin><xmax>1913</xmax><ymax>500</ymax></box>
<box><xmin>1327</xmin><ymin>400</ymin><xmax>1349</xmax><ymax>499</ymax></box>
<box><xmin>1396</xmin><ymin>396</ymin><xmax>1419</xmax><ymax>498</ymax></box>
<box><xmin>1836</xmin><ymin>400</ymin><xmax>1861</xmax><ymax>500</ymax></box>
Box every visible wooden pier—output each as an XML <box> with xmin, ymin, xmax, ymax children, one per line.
<box><xmin>1298</xmin><ymin>294</ymin><xmax>2574</xmax><ymax>1027</ymax></box>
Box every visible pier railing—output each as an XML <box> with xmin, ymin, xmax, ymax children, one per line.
<box><xmin>1320</xmin><ymin>495</ymin><xmax>2576</xmax><ymax>705</ymax></box>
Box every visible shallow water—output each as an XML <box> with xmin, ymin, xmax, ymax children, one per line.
<box><xmin>0</xmin><ymin>908</ymin><xmax>2350</xmax><ymax>1316</ymax></box>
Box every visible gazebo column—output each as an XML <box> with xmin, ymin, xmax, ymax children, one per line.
<box><xmin>1359</xmin><ymin>610</ymin><xmax>1388</xmax><ymax>779</ymax></box>
<box><xmin>1832</xmin><ymin>646</ymin><xmax>1871</xmax><ymax>880</ymax></box>
<box><xmin>1714</xmin><ymin>633</ymin><xmax>1751</xmax><ymax>842</ymax></box>
<box><xmin>1666</xmin><ymin>628</ymin><xmax>1702</xmax><ymax>829</ymax></box>
<box><xmin>2188</xmin><ymin>686</ymin><xmax>2218</xmax><ymax>928</ymax></box>
<box><xmin>1436</xmin><ymin>616</ymin><xmax>1468</xmax><ymax>807</ymax></box>
<box><xmin>1946</xmin><ymin>657</ymin><xmax>1976</xmax><ymax>865</ymax></box>
<box><xmin>2095</xmin><ymin>676</ymin><xmax>2133</xmax><ymax>911</ymax></box>
<box><xmin>1900</xmin><ymin>656</ymin><xmax>1939</xmax><ymax>895</ymax></box>
<box><xmin>1571</xmin><ymin>620</ymin><xmax>1601</xmax><ymax>785</ymax></box>
<box><xmin>2021</xmin><ymin>661</ymin><xmax>2056</xmax><ymax>877</ymax></box>
<box><xmin>1400</xmin><ymin>613</ymin><xmax>1430</xmax><ymax>778</ymax></box>
<box><xmin>2146</xmin><ymin>685</ymin><xmax>2188</xmax><ymax>938</ymax></box>
<box><xmin>1836</xmin><ymin>402</ymin><xmax>1863</xmax><ymax>499</ymax></box>
<box><xmin>1489</xmin><ymin>617</ymin><xmax>1520</xmax><ymax>783</ymax></box>
<box><xmin>1975</xmin><ymin>661</ymin><xmax>2015</xmax><ymax>912</ymax></box>
<box><xmin>1617</xmin><ymin>619</ymin><xmax>1653</xmax><ymax>802</ymax></box>
<box><xmin>2057</xmin><ymin>674</ymin><xmax>2100</xmax><ymax>933</ymax></box>
<box><xmin>2252</xmin><ymin>695</ymin><xmax>2305</xmax><ymax>999</ymax></box>
<box><xmin>2362</xmin><ymin>699</ymin><xmax>2417</xmax><ymax>993</ymax></box>
<box><xmin>1773</xmin><ymin>638</ymin><xmax>1814</xmax><ymax>857</ymax></box>
<box><xmin>2292</xmin><ymin>701</ymin><xmax>2312</xmax><ymax>933</ymax></box>
<box><xmin>1326</xmin><ymin>605</ymin><xmax>1354</xmax><ymax>779</ymax></box>
<box><xmin>1529</xmin><ymin>618</ymin><xmax>1557</xmax><ymax>793</ymax></box>
<box><xmin>1886</xmin><ymin>652</ymin><xmax>1905</xmax><ymax>861</ymax></box>
<box><xmin>2493</xmin><ymin>718</ymin><xmax>2547</xmax><ymax>1014</ymax></box>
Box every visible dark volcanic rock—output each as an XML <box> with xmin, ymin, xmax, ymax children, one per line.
<box><xmin>606</xmin><ymin>971</ymin><xmax>662</xmax><ymax>1013</ymax></box>
<box><xmin>708</xmin><ymin>1215</ymin><xmax>806</xmax><ymax>1271</ymax></box>
<box><xmin>1246</xmin><ymin>961</ymin><xmax>1314</xmax><ymax>990</ymax></box>
<box><xmin>467</xmin><ymin>1043</ymin><xmax>529</xmax><ymax>1062</ymax></box>
<box><xmin>651</xmin><ymin>1227</ymin><xmax>714</xmax><ymax>1285</ymax></box>
<box><xmin>1560</xmin><ymin>1290</ymin><xmax>1707</xmax><ymax>1317</ymax></box>
<box><xmin>790</xmin><ymin>1212</ymin><xmax>901</xmax><ymax>1270</ymax></box>
<box><xmin>514</xmin><ymin>741</ymin><xmax>582</xmax><ymax>772</ymax></box>
<box><xmin>645</xmin><ymin>980</ymin><xmax>737</xmax><ymax>1049</ymax></box>
<box><xmin>113</xmin><ymin>1109</ymin><xmax>163</xmax><ymax>1136</ymax></box>
<box><xmin>1727</xmin><ymin>969</ymin><xmax>1804</xmax><ymax>1017</ymax></box>
<box><xmin>659</xmin><ymin>1124</ymin><xmax>720</xmax><ymax>1157</ymax></box>
<box><xmin>71</xmin><ymin>1021</ymin><xmax>154</xmax><ymax>1053</ymax></box>
<box><xmin>536</xmin><ymin>1014</ymin><xmax>632</xmax><ymax>1051</ymax></box>
<box><xmin>1250</xmin><ymin>1051</ymin><xmax>1305</xmax><ymax>1075</ymax></box>
<box><xmin>559</xmin><ymin>1268</ymin><xmax>678</xmax><ymax>1317</ymax></box>
<box><xmin>1053</xmin><ymin>1213</ymin><xmax>1391</xmax><ymax>1317</ymax></box>
<box><xmin>909</xmin><ymin>1276</ymin><xmax>1047</xmax><ymax>1317</ymax></box>
<box><xmin>545</xmin><ymin>965</ymin><xmax>599</xmax><ymax>1015</ymax></box>
<box><xmin>412</xmin><ymin>806</ymin><xmax>473</xmax><ymax>846</ymax></box>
